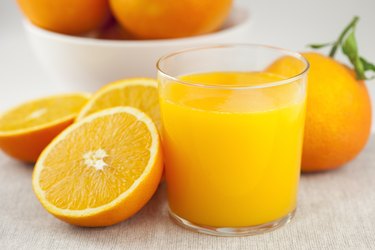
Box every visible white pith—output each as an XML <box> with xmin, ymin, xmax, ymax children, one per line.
<box><xmin>83</xmin><ymin>149</ymin><xmax>108</xmax><ymax>171</ymax></box>
<box><xmin>27</xmin><ymin>108</ymin><xmax>47</xmax><ymax>119</ymax></box>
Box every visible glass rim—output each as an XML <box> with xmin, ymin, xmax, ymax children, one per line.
<box><xmin>156</xmin><ymin>44</ymin><xmax>310</xmax><ymax>90</ymax></box>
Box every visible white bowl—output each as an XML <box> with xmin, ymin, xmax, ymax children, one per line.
<box><xmin>24</xmin><ymin>6</ymin><xmax>251</xmax><ymax>91</ymax></box>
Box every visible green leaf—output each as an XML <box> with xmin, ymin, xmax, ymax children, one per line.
<box><xmin>307</xmin><ymin>42</ymin><xmax>333</xmax><ymax>49</ymax></box>
<box><xmin>307</xmin><ymin>16</ymin><xmax>375</xmax><ymax>80</ymax></box>
<box><xmin>360</xmin><ymin>57</ymin><xmax>375</xmax><ymax>79</ymax></box>
<box><xmin>329</xmin><ymin>16</ymin><xmax>359</xmax><ymax>58</ymax></box>
<box><xmin>360</xmin><ymin>57</ymin><xmax>375</xmax><ymax>71</ymax></box>
<box><xmin>341</xmin><ymin>30</ymin><xmax>366</xmax><ymax>79</ymax></box>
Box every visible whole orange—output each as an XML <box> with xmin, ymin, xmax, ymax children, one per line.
<box><xmin>267</xmin><ymin>52</ymin><xmax>372</xmax><ymax>172</ymax></box>
<box><xmin>109</xmin><ymin>0</ymin><xmax>233</xmax><ymax>39</ymax></box>
<box><xmin>17</xmin><ymin>0</ymin><xmax>111</xmax><ymax>35</ymax></box>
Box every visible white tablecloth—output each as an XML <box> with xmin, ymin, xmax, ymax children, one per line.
<box><xmin>0</xmin><ymin>136</ymin><xmax>374</xmax><ymax>250</ymax></box>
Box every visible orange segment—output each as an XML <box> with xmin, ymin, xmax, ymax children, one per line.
<box><xmin>32</xmin><ymin>107</ymin><xmax>163</xmax><ymax>227</ymax></box>
<box><xmin>77</xmin><ymin>78</ymin><xmax>160</xmax><ymax>131</ymax></box>
<box><xmin>0</xmin><ymin>93</ymin><xmax>90</xmax><ymax>162</ymax></box>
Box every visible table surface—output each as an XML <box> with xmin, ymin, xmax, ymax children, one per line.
<box><xmin>0</xmin><ymin>136</ymin><xmax>374</xmax><ymax>250</ymax></box>
<box><xmin>1</xmin><ymin>0</ymin><xmax>375</xmax><ymax>249</ymax></box>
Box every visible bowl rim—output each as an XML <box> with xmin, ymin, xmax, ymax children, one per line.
<box><xmin>23</xmin><ymin>5</ymin><xmax>251</xmax><ymax>47</ymax></box>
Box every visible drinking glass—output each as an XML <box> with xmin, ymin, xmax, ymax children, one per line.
<box><xmin>157</xmin><ymin>44</ymin><xmax>309</xmax><ymax>236</ymax></box>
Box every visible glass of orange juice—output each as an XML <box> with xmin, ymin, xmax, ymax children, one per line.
<box><xmin>157</xmin><ymin>44</ymin><xmax>309</xmax><ymax>236</ymax></box>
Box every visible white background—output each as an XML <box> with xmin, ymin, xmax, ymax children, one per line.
<box><xmin>1</xmin><ymin>0</ymin><xmax>374</xmax><ymax>131</ymax></box>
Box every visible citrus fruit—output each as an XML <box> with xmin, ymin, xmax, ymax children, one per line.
<box><xmin>0</xmin><ymin>93</ymin><xmax>90</xmax><ymax>163</ymax></box>
<box><xmin>267</xmin><ymin>52</ymin><xmax>372</xmax><ymax>172</ymax></box>
<box><xmin>32</xmin><ymin>107</ymin><xmax>163</xmax><ymax>227</ymax></box>
<box><xmin>109</xmin><ymin>0</ymin><xmax>233</xmax><ymax>39</ymax></box>
<box><xmin>17</xmin><ymin>0</ymin><xmax>111</xmax><ymax>35</ymax></box>
<box><xmin>77</xmin><ymin>78</ymin><xmax>160</xmax><ymax>130</ymax></box>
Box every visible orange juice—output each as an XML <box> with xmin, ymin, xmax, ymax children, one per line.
<box><xmin>160</xmin><ymin>71</ymin><xmax>306</xmax><ymax>228</ymax></box>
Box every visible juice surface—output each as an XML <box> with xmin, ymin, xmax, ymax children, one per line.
<box><xmin>160</xmin><ymin>72</ymin><xmax>306</xmax><ymax>227</ymax></box>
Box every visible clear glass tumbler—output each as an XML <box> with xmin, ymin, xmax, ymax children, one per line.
<box><xmin>157</xmin><ymin>44</ymin><xmax>309</xmax><ymax>236</ymax></box>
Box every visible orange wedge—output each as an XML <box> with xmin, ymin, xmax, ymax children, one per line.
<box><xmin>0</xmin><ymin>93</ymin><xmax>90</xmax><ymax>162</ymax></box>
<box><xmin>77</xmin><ymin>78</ymin><xmax>160</xmax><ymax>130</ymax></box>
<box><xmin>32</xmin><ymin>107</ymin><xmax>163</xmax><ymax>227</ymax></box>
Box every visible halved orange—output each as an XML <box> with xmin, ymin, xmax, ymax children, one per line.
<box><xmin>77</xmin><ymin>78</ymin><xmax>160</xmax><ymax>130</ymax></box>
<box><xmin>32</xmin><ymin>107</ymin><xmax>163</xmax><ymax>227</ymax></box>
<box><xmin>0</xmin><ymin>93</ymin><xmax>90</xmax><ymax>162</ymax></box>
